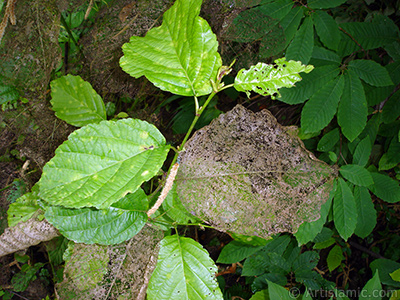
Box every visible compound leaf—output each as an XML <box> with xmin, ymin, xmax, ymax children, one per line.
<box><xmin>310</xmin><ymin>46</ymin><xmax>341</xmax><ymax>67</ymax></box>
<box><xmin>120</xmin><ymin>0</ymin><xmax>221</xmax><ymax>97</ymax></box>
<box><xmin>313</xmin><ymin>10</ymin><xmax>340</xmax><ymax>51</ymax></box>
<box><xmin>39</xmin><ymin>118</ymin><xmax>170</xmax><ymax>209</ymax></box>
<box><xmin>286</xmin><ymin>16</ymin><xmax>314</xmax><ymax>64</ymax></box>
<box><xmin>280</xmin><ymin>6</ymin><xmax>304</xmax><ymax>47</ymax></box>
<box><xmin>354</xmin><ymin>186</ymin><xmax>376</xmax><ymax>238</ymax></box>
<box><xmin>339</xmin><ymin>164</ymin><xmax>373</xmax><ymax>187</ymax></box>
<box><xmin>348</xmin><ymin>60</ymin><xmax>393</xmax><ymax>87</ymax></box>
<box><xmin>337</xmin><ymin>70</ymin><xmax>368</xmax><ymax>142</ymax></box>
<box><xmin>279</xmin><ymin>64</ymin><xmax>340</xmax><ymax>104</ymax></box>
<box><xmin>301</xmin><ymin>75</ymin><xmax>344</xmax><ymax>133</ymax></box>
<box><xmin>45</xmin><ymin>189</ymin><xmax>148</xmax><ymax>245</ymax></box>
<box><xmin>333</xmin><ymin>178</ymin><xmax>357</xmax><ymax>240</ymax></box>
<box><xmin>147</xmin><ymin>235</ymin><xmax>223</xmax><ymax>300</ymax></box>
<box><xmin>235</xmin><ymin>58</ymin><xmax>313</xmax><ymax>98</ymax></box>
<box><xmin>50</xmin><ymin>75</ymin><xmax>106</xmax><ymax>127</ymax></box>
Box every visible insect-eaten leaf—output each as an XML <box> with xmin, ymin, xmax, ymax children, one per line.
<box><xmin>176</xmin><ymin>105</ymin><xmax>337</xmax><ymax>238</ymax></box>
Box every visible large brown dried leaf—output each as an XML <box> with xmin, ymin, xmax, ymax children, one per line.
<box><xmin>177</xmin><ymin>105</ymin><xmax>337</xmax><ymax>237</ymax></box>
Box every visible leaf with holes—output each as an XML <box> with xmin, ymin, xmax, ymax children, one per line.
<box><xmin>120</xmin><ymin>0</ymin><xmax>221</xmax><ymax>97</ymax></box>
<box><xmin>234</xmin><ymin>58</ymin><xmax>313</xmax><ymax>98</ymax></box>
<box><xmin>45</xmin><ymin>189</ymin><xmax>148</xmax><ymax>245</ymax></box>
<box><xmin>147</xmin><ymin>235</ymin><xmax>223</xmax><ymax>300</ymax></box>
<box><xmin>39</xmin><ymin>118</ymin><xmax>170</xmax><ymax>209</ymax></box>
<box><xmin>50</xmin><ymin>75</ymin><xmax>106</xmax><ymax>127</ymax></box>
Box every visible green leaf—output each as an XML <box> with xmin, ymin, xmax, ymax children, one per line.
<box><xmin>348</xmin><ymin>60</ymin><xmax>393</xmax><ymax>87</ymax></box>
<box><xmin>379</xmin><ymin>137</ymin><xmax>400</xmax><ymax>171</ymax></box>
<box><xmin>286</xmin><ymin>16</ymin><xmax>314</xmax><ymax>64</ymax></box>
<box><xmin>360</xmin><ymin>270</ymin><xmax>382</xmax><ymax>300</ymax></box>
<box><xmin>279</xmin><ymin>64</ymin><xmax>340</xmax><ymax>104</ymax></box>
<box><xmin>333</xmin><ymin>178</ymin><xmax>357</xmax><ymax>240</ymax></box>
<box><xmin>7</xmin><ymin>191</ymin><xmax>41</xmax><ymax>227</ymax></box>
<box><xmin>230</xmin><ymin>233</ymin><xmax>270</xmax><ymax>247</ymax></box>
<box><xmin>301</xmin><ymin>76</ymin><xmax>344</xmax><ymax>133</ymax></box>
<box><xmin>217</xmin><ymin>241</ymin><xmax>264</xmax><ymax>264</ymax></box>
<box><xmin>391</xmin><ymin>269</ymin><xmax>400</xmax><ymax>282</ymax></box>
<box><xmin>353</xmin><ymin>136</ymin><xmax>372</xmax><ymax>167</ymax></box>
<box><xmin>292</xmin><ymin>251</ymin><xmax>319</xmax><ymax>272</ymax></box>
<box><xmin>327</xmin><ymin>245</ymin><xmax>343</xmax><ymax>272</ymax></box>
<box><xmin>308</xmin><ymin>0</ymin><xmax>347</xmax><ymax>9</ymax></box>
<box><xmin>339</xmin><ymin>22</ymin><xmax>399</xmax><ymax>55</ymax></box>
<box><xmin>280</xmin><ymin>6</ymin><xmax>304</xmax><ymax>48</ymax></box>
<box><xmin>370</xmin><ymin>259</ymin><xmax>400</xmax><ymax>288</ymax></box>
<box><xmin>339</xmin><ymin>164</ymin><xmax>374</xmax><ymax>187</ymax></box>
<box><xmin>120</xmin><ymin>0</ymin><xmax>221</xmax><ymax>97</ymax></box>
<box><xmin>382</xmin><ymin>89</ymin><xmax>400</xmax><ymax>124</ymax></box>
<box><xmin>317</xmin><ymin>128</ymin><xmax>340</xmax><ymax>152</ymax></box>
<box><xmin>259</xmin><ymin>0</ymin><xmax>293</xmax><ymax>20</ymax></box>
<box><xmin>39</xmin><ymin>118</ymin><xmax>170</xmax><ymax>209</ymax></box>
<box><xmin>313</xmin><ymin>10</ymin><xmax>340</xmax><ymax>51</ymax></box>
<box><xmin>354</xmin><ymin>186</ymin><xmax>376</xmax><ymax>238</ymax></box>
<box><xmin>50</xmin><ymin>75</ymin><xmax>106</xmax><ymax>127</ymax></box>
<box><xmin>250</xmin><ymin>290</ymin><xmax>270</xmax><ymax>300</ymax></box>
<box><xmin>267</xmin><ymin>280</ymin><xmax>293</xmax><ymax>300</ymax></box>
<box><xmin>147</xmin><ymin>235</ymin><xmax>223</xmax><ymax>300</ymax></box>
<box><xmin>0</xmin><ymin>83</ymin><xmax>19</xmax><ymax>105</ymax></box>
<box><xmin>337</xmin><ymin>70</ymin><xmax>368</xmax><ymax>142</ymax></box>
<box><xmin>369</xmin><ymin>172</ymin><xmax>400</xmax><ymax>203</ymax></box>
<box><xmin>45</xmin><ymin>189</ymin><xmax>148</xmax><ymax>245</ymax></box>
<box><xmin>234</xmin><ymin>58</ymin><xmax>313</xmax><ymax>98</ymax></box>
<box><xmin>310</xmin><ymin>46</ymin><xmax>341</xmax><ymax>67</ymax></box>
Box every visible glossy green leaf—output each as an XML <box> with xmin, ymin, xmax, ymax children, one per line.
<box><xmin>279</xmin><ymin>64</ymin><xmax>340</xmax><ymax>104</ymax></box>
<box><xmin>313</xmin><ymin>10</ymin><xmax>340</xmax><ymax>51</ymax></box>
<box><xmin>308</xmin><ymin>0</ymin><xmax>347</xmax><ymax>9</ymax></box>
<box><xmin>217</xmin><ymin>241</ymin><xmax>264</xmax><ymax>264</ymax></box>
<box><xmin>267</xmin><ymin>280</ymin><xmax>292</xmax><ymax>300</ymax></box>
<box><xmin>369</xmin><ymin>172</ymin><xmax>400</xmax><ymax>203</ymax></box>
<box><xmin>338</xmin><ymin>70</ymin><xmax>368</xmax><ymax>142</ymax></box>
<box><xmin>354</xmin><ymin>186</ymin><xmax>376</xmax><ymax>238</ymax></box>
<box><xmin>259</xmin><ymin>0</ymin><xmax>293</xmax><ymax>20</ymax></box>
<box><xmin>45</xmin><ymin>189</ymin><xmax>148</xmax><ymax>245</ymax></box>
<box><xmin>301</xmin><ymin>76</ymin><xmax>344</xmax><ymax>133</ymax></box>
<box><xmin>339</xmin><ymin>164</ymin><xmax>373</xmax><ymax>187</ymax></box>
<box><xmin>286</xmin><ymin>16</ymin><xmax>314</xmax><ymax>64</ymax></box>
<box><xmin>120</xmin><ymin>0</ymin><xmax>221</xmax><ymax>97</ymax></box>
<box><xmin>50</xmin><ymin>75</ymin><xmax>106</xmax><ymax>127</ymax></box>
<box><xmin>317</xmin><ymin>128</ymin><xmax>340</xmax><ymax>152</ymax></box>
<box><xmin>280</xmin><ymin>6</ymin><xmax>304</xmax><ymax>47</ymax></box>
<box><xmin>7</xmin><ymin>191</ymin><xmax>41</xmax><ymax>227</ymax></box>
<box><xmin>370</xmin><ymin>259</ymin><xmax>400</xmax><ymax>288</ymax></box>
<box><xmin>327</xmin><ymin>245</ymin><xmax>343</xmax><ymax>272</ymax></box>
<box><xmin>353</xmin><ymin>136</ymin><xmax>372</xmax><ymax>167</ymax></box>
<box><xmin>234</xmin><ymin>58</ymin><xmax>313</xmax><ymax>98</ymax></box>
<box><xmin>310</xmin><ymin>47</ymin><xmax>341</xmax><ymax>67</ymax></box>
<box><xmin>333</xmin><ymin>178</ymin><xmax>357</xmax><ymax>240</ymax></box>
<box><xmin>39</xmin><ymin>118</ymin><xmax>170</xmax><ymax>209</ymax></box>
<box><xmin>348</xmin><ymin>60</ymin><xmax>393</xmax><ymax>87</ymax></box>
<box><xmin>147</xmin><ymin>235</ymin><xmax>223</xmax><ymax>300</ymax></box>
<box><xmin>360</xmin><ymin>271</ymin><xmax>382</xmax><ymax>300</ymax></box>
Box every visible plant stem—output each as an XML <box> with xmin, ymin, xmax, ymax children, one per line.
<box><xmin>169</xmin><ymin>91</ymin><xmax>217</xmax><ymax>167</ymax></box>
